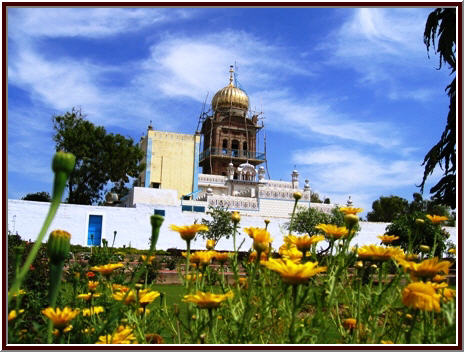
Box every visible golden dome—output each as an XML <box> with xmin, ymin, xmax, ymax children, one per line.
<box><xmin>211</xmin><ymin>66</ymin><xmax>249</xmax><ymax>111</ymax></box>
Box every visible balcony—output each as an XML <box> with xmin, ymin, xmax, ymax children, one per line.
<box><xmin>199</xmin><ymin>147</ymin><xmax>265</xmax><ymax>162</ymax></box>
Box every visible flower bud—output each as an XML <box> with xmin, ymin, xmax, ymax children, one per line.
<box><xmin>206</xmin><ymin>239</ymin><xmax>216</xmax><ymax>250</ymax></box>
<box><xmin>293</xmin><ymin>191</ymin><xmax>302</xmax><ymax>201</ymax></box>
<box><xmin>354</xmin><ymin>261</ymin><xmax>363</xmax><ymax>269</ymax></box>
<box><xmin>231</xmin><ymin>211</ymin><xmax>241</xmax><ymax>224</ymax></box>
<box><xmin>370</xmin><ymin>264</ymin><xmax>378</xmax><ymax>270</ymax></box>
<box><xmin>415</xmin><ymin>218</ymin><xmax>425</xmax><ymax>225</ymax></box>
<box><xmin>150</xmin><ymin>215</ymin><xmax>164</xmax><ymax>250</ymax></box>
<box><xmin>419</xmin><ymin>245</ymin><xmax>430</xmax><ymax>253</ymax></box>
<box><xmin>344</xmin><ymin>214</ymin><xmax>359</xmax><ymax>227</ymax></box>
<box><xmin>52</xmin><ymin>151</ymin><xmax>76</xmax><ymax>176</ymax></box>
<box><xmin>47</xmin><ymin>230</ymin><xmax>71</xmax><ymax>264</ymax></box>
<box><xmin>264</xmin><ymin>219</ymin><xmax>270</xmax><ymax>225</ymax></box>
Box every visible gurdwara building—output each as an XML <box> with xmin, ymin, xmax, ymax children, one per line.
<box><xmin>127</xmin><ymin>66</ymin><xmax>333</xmax><ymax>218</ymax></box>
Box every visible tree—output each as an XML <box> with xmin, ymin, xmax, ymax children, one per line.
<box><xmin>22</xmin><ymin>191</ymin><xmax>51</xmax><ymax>202</ymax></box>
<box><xmin>386</xmin><ymin>211</ymin><xmax>448</xmax><ymax>258</ymax></box>
<box><xmin>288</xmin><ymin>206</ymin><xmax>345</xmax><ymax>235</ymax></box>
<box><xmin>419</xmin><ymin>8</ymin><xmax>456</xmax><ymax>209</ymax></box>
<box><xmin>52</xmin><ymin>108</ymin><xmax>145</xmax><ymax>205</ymax></box>
<box><xmin>310</xmin><ymin>192</ymin><xmax>322</xmax><ymax>203</ymax></box>
<box><xmin>199</xmin><ymin>206</ymin><xmax>235</xmax><ymax>244</ymax></box>
<box><xmin>366</xmin><ymin>195</ymin><xmax>409</xmax><ymax>222</ymax></box>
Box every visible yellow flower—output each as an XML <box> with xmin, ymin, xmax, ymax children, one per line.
<box><xmin>315</xmin><ymin>224</ymin><xmax>349</xmax><ymax>240</ymax></box>
<box><xmin>113</xmin><ymin>290</ymin><xmax>136</xmax><ymax>305</ymax></box>
<box><xmin>441</xmin><ymin>287</ymin><xmax>456</xmax><ymax>302</ymax></box>
<box><xmin>42</xmin><ymin>307</ymin><xmax>80</xmax><ymax>329</ymax></box>
<box><xmin>238</xmin><ymin>277</ymin><xmax>248</xmax><ymax>288</ymax></box>
<box><xmin>262</xmin><ymin>258</ymin><xmax>327</xmax><ymax>285</ymax></box>
<box><xmin>426</xmin><ymin>214</ymin><xmax>448</xmax><ymax>224</ymax></box>
<box><xmin>96</xmin><ymin>325</ymin><xmax>137</xmax><ymax>344</ymax></box>
<box><xmin>448</xmin><ymin>248</ymin><xmax>456</xmax><ymax>255</ymax></box>
<box><xmin>170</xmin><ymin>224</ymin><xmax>208</xmax><ymax>241</ymax></box>
<box><xmin>284</xmin><ymin>234</ymin><xmax>324</xmax><ymax>252</ymax></box>
<box><xmin>357</xmin><ymin>245</ymin><xmax>405</xmax><ymax>261</ymax></box>
<box><xmin>90</xmin><ymin>263</ymin><xmax>124</xmax><ymax>275</ymax></box>
<box><xmin>206</xmin><ymin>239</ymin><xmax>216</xmax><ymax>250</ymax></box>
<box><xmin>396</xmin><ymin>257</ymin><xmax>452</xmax><ymax>280</ymax></box>
<box><xmin>231</xmin><ymin>211</ymin><xmax>241</xmax><ymax>223</ymax></box>
<box><xmin>53</xmin><ymin>325</ymin><xmax>73</xmax><ymax>336</ymax></box>
<box><xmin>252</xmin><ymin>229</ymin><xmax>273</xmax><ymax>252</ymax></box>
<box><xmin>402</xmin><ymin>282</ymin><xmax>441</xmax><ymax>312</ymax></box>
<box><xmin>185</xmin><ymin>273</ymin><xmax>203</xmax><ymax>281</ymax></box>
<box><xmin>354</xmin><ymin>261</ymin><xmax>363</xmax><ymax>269</ymax></box>
<box><xmin>183</xmin><ymin>291</ymin><xmax>234</xmax><ymax>309</ymax></box>
<box><xmin>432</xmin><ymin>274</ymin><xmax>447</xmax><ymax>282</ymax></box>
<box><xmin>214</xmin><ymin>252</ymin><xmax>230</xmax><ymax>263</ymax></box>
<box><xmin>77</xmin><ymin>293</ymin><xmax>101</xmax><ymax>301</ymax></box>
<box><xmin>419</xmin><ymin>245</ymin><xmax>430</xmax><ymax>253</ymax></box>
<box><xmin>8</xmin><ymin>309</ymin><xmax>24</xmax><ymax>322</ymax></box>
<box><xmin>88</xmin><ymin>281</ymin><xmax>99</xmax><ymax>291</ymax></box>
<box><xmin>244</xmin><ymin>227</ymin><xmax>262</xmax><ymax>239</ymax></box>
<box><xmin>112</xmin><ymin>284</ymin><xmax>129</xmax><ymax>292</ymax></box>
<box><xmin>249</xmin><ymin>251</ymin><xmax>268</xmax><ymax>263</ymax></box>
<box><xmin>141</xmin><ymin>255</ymin><xmax>155</xmax><ymax>264</ymax></box>
<box><xmin>189</xmin><ymin>251</ymin><xmax>216</xmax><ymax>266</ymax></box>
<box><xmin>11</xmin><ymin>289</ymin><xmax>26</xmax><ymax>297</ymax></box>
<box><xmin>293</xmin><ymin>191</ymin><xmax>302</xmax><ymax>200</ymax></box>
<box><xmin>377</xmin><ymin>234</ymin><xmax>399</xmax><ymax>244</ymax></box>
<box><xmin>82</xmin><ymin>306</ymin><xmax>105</xmax><ymax>316</ymax></box>
<box><xmin>279</xmin><ymin>245</ymin><xmax>304</xmax><ymax>263</ymax></box>
<box><xmin>138</xmin><ymin>290</ymin><xmax>160</xmax><ymax>307</ymax></box>
<box><xmin>339</xmin><ymin>207</ymin><xmax>363</xmax><ymax>215</ymax></box>
<box><xmin>381</xmin><ymin>340</ymin><xmax>394</xmax><ymax>344</ymax></box>
<box><xmin>342</xmin><ymin>318</ymin><xmax>357</xmax><ymax>330</ymax></box>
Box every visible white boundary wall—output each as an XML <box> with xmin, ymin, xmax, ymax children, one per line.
<box><xmin>7</xmin><ymin>199</ymin><xmax>456</xmax><ymax>252</ymax></box>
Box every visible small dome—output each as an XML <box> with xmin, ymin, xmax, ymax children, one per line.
<box><xmin>211</xmin><ymin>66</ymin><xmax>249</xmax><ymax>111</ymax></box>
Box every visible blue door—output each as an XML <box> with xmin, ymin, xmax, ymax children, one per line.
<box><xmin>88</xmin><ymin>215</ymin><xmax>103</xmax><ymax>246</ymax></box>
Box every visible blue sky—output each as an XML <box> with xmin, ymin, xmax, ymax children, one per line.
<box><xmin>7</xmin><ymin>7</ymin><xmax>453</xmax><ymax>215</ymax></box>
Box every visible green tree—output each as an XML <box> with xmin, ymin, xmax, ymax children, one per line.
<box><xmin>199</xmin><ymin>206</ymin><xmax>235</xmax><ymax>244</ymax></box>
<box><xmin>310</xmin><ymin>192</ymin><xmax>322</xmax><ymax>203</ymax></box>
<box><xmin>419</xmin><ymin>8</ymin><xmax>456</xmax><ymax>209</ymax></box>
<box><xmin>385</xmin><ymin>211</ymin><xmax>448</xmax><ymax>258</ymax></box>
<box><xmin>22</xmin><ymin>191</ymin><xmax>51</xmax><ymax>202</ymax></box>
<box><xmin>288</xmin><ymin>206</ymin><xmax>345</xmax><ymax>235</ymax></box>
<box><xmin>52</xmin><ymin>108</ymin><xmax>145</xmax><ymax>205</ymax></box>
<box><xmin>366</xmin><ymin>195</ymin><xmax>409</xmax><ymax>222</ymax></box>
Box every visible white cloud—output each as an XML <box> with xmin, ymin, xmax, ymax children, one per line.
<box><xmin>293</xmin><ymin>145</ymin><xmax>423</xmax><ymax>190</ymax></box>
<box><xmin>322</xmin><ymin>8</ymin><xmax>440</xmax><ymax>99</ymax></box>
<box><xmin>135</xmin><ymin>30</ymin><xmax>311</xmax><ymax>103</ymax></box>
<box><xmin>254</xmin><ymin>90</ymin><xmax>400</xmax><ymax>148</ymax></box>
<box><xmin>292</xmin><ymin>145</ymin><xmax>433</xmax><ymax>214</ymax></box>
<box><xmin>8</xmin><ymin>8</ymin><xmax>185</xmax><ymax>39</ymax></box>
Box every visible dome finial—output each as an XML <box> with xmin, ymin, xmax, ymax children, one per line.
<box><xmin>229</xmin><ymin>65</ymin><xmax>234</xmax><ymax>86</ymax></box>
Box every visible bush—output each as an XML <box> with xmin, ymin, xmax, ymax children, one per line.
<box><xmin>386</xmin><ymin>211</ymin><xmax>447</xmax><ymax>257</ymax></box>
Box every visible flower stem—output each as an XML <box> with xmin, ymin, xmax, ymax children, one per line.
<box><xmin>288</xmin><ymin>199</ymin><xmax>299</xmax><ymax>235</ymax></box>
<box><xmin>289</xmin><ymin>284</ymin><xmax>299</xmax><ymax>344</ymax></box>
<box><xmin>9</xmin><ymin>171</ymin><xmax>67</xmax><ymax>305</ymax></box>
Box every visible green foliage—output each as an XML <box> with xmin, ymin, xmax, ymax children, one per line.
<box><xmin>199</xmin><ymin>206</ymin><xmax>235</xmax><ymax>243</ymax></box>
<box><xmin>21</xmin><ymin>192</ymin><xmax>51</xmax><ymax>202</ymax></box>
<box><xmin>52</xmin><ymin>108</ymin><xmax>145</xmax><ymax>205</ymax></box>
<box><xmin>420</xmin><ymin>8</ymin><xmax>456</xmax><ymax>208</ymax></box>
<box><xmin>310</xmin><ymin>192</ymin><xmax>322</xmax><ymax>203</ymax></box>
<box><xmin>367</xmin><ymin>195</ymin><xmax>409</xmax><ymax>222</ymax></box>
<box><xmin>385</xmin><ymin>211</ymin><xmax>447</xmax><ymax>257</ymax></box>
<box><xmin>288</xmin><ymin>206</ymin><xmax>345</xmax><ymax>235</ymax></box>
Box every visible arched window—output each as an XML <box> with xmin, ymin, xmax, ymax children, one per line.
<box><xmin>231</xmin><ymin>140</ymin><xmax>239</xmax><ymax>156</ymax></box>
<box><xmin>243</xmin><ymin>142</ymin><xmax>248</xmax><ymax>158</ymax></box>
<box><xmin>222</xmin><ymin>139</ymin><xmax>228</xmax><ymax>155</ymax></box>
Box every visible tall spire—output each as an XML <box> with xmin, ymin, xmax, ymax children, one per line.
<box><xmin>229</xmin><ymin>65</ymin><xmax>234</xmax><ymax>86</ymax></box>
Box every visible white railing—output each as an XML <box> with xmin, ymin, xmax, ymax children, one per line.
<box><xmin>198</xmin><ymin>174</ymin><xmax>227</xmax><ymax>185</ymax></box>
<box><xmin>207</xmin><ymin>195</ymin><xmax>258</xmax><ymax>211</ymax></box>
